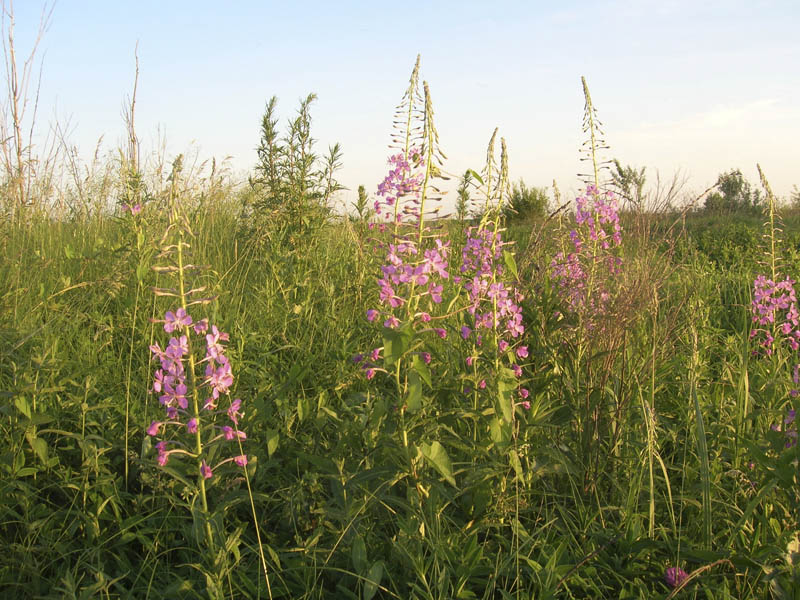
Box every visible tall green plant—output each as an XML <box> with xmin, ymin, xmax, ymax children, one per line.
<box><xmin>249</xmin><ymin>94</ymin><xmax>344</xmax><ymax>237</ymax></box>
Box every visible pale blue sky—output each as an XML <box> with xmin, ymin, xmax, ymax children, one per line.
<box><xmin>9</xmin><ymin>0</ymin><xmax>800</xmax><ymax>208</ymax></box>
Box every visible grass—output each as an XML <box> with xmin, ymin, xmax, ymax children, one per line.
<box><xmin>1</xmin><ymin>192</ymin><xmax>798</xmax><ymax>599</ymax></box>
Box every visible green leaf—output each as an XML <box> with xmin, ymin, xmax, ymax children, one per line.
<box><xmin>363</xmin><ymin>560</ymin><xmax>384</xmax><ymax>600</ymax></box>
<box><xmin>412</xmin><ymin>354</ymin><xmax>432</xmax><ymax>387</ymax></box>
<box><xmin>466</xmin><ymin>169</ymin><xmax>484</xmax><ymax>186</ymax></box>
<box><xmin>352</xmin><ymin>534</ymin><xmax>367</xmax><ymax>575</ymax></box>
<box><xmin>14</xmin><ymin>396</ymin><xmax>31</xmax><ymax>419</ymax></box>
<box><xmin>297</xmin><ymin>397</ymin><xmax>306</xmax><ymax>422</ymax></box>
<box><xmin>490</xmin><ymin>417</ymin><xmax>511</xmax><ymax>446</ymax></box>
<box><xmin>420</xmin><ymin>441</ymin><xmax>456</xmax><ymax>487</ymax></box>
<box><xmin>27</xmin><ymin>435</ymin><xmax>48</xmax><ymax>465</ymax></box>
<box><xmin>503</xmin><ymin>250</ymin><xmax>519</xmax><ymax>281</ymax></box>
<box><xmin>383</xmin><ymin>326</ymin><xmax>411</xmax><ymax>366</ymax></box>
<box><xmin>496</xmin><ymin>381</ymin><xmax>514</xmax><ymax>423</ymax></box>
<box><xmin>407</xmin><ymin>370</ymin><xmax>422</xmax><ymax>413</ymax></box>
<box><xmin>266</xmin><ymin>428</ymin><xmax>279</xmax><ymax>458</ymax></box>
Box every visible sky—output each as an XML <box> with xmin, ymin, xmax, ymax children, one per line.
<box><xmin>6</xmin><ymin>0</ymin><xmax>800</xmax><ymax>211</ymax></box>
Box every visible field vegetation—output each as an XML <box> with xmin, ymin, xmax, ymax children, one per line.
<box><xmin>0</xmin><ymin>26</ymin><xmax>798</xmax><ymax>600</ymax></box>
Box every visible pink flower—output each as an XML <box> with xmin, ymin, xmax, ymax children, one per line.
<box><xmin>147</xmin><ymin>421</ymin><xmax>161</xmax><ymax>436</ymax></box>
<box><xmin>234</xmin><ymin>455</ymin><xmax>248</xmax><ymax>467</ymax></box>
<box><xmin>516</xmin><ymin>346</ymin><xmax>529</xmax><ymax>359</ymax></box>
<box><xmin>164</xmin><ymin>308</ymin><xmax>192</xmax><ymax>333</ymax></box>
<box><xmin>366</xmin><ymin>309</ymin><xmax>379</xmax><ymax>322</ymax></box>
<box><xmin>434</xmin><ymin>328</ymin><xmax>447</xmax><ymax>339</ymax></box>
<box><xmin>664</xmin><ymin>567</ymin><xmax>688</xmax><ymax>588</ymax></box>
<box><xmin>186</xmin><ymin>418</ymin><xmax>198</xmax><ymax>434</ymax></box>
<box><xmin>200</xmin><ymin>460</ymin><xmax>213</xmax><ymax>479</ymax></box>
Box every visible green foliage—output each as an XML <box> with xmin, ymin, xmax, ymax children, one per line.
<box><xmin>611</xmin><ymin>159</ymin><xmax>646</xmax><ymax>208</ymax></box>
<box><xmin>502</xmin><ymin>179</ymin><xmax>548</xmax><ymax>222</ymax></box>
<box><xmin>248</xmin><ymin>94</ymin><xmax>344</xmax><ymax>238</ymax></box>
<box><xmin>455</xmin><ymin>170</ymin><xmax>471</xmax><ymax>222</ymax></box>
<box><xmin>351</xmin><ymin>184</ymin><xmax>372</xmax><ymax>221</ymax></box>
<box><xmin>704</xmin><ymin>168</ymin><xmax>763</xmax><ymax>214</ymax></box>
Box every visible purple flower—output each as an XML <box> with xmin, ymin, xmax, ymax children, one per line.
<box><xmin>164</xmin><ymin>308</ymin><xmax>192</xmax><ymax>333</ymax></box>
<box><xmin>434</xmin><ymin>328</ymin><xmax>447</xmax><ymax>339</ymax></box>
<box><xmin>461</xmin><ymin>325</ymin><xmax>472</xmax><ymax>340</ymax></box>
<box><xmin>421</xmin><ymin>352</ymin><xmax>431</xmax><ymax>364</ymax></box>
<box><xmin>516</xmin><ymin>346</ymin><xmax>529</xmax><ymax>359</ymax></box>
<box><xmin>200</xmin><ymin>460</ymin><xmax>213</xmax><ymax>480</ymax></box>
<box><xmin>234</xmin><ymin>455</ymin><xmax>248</xmax><ymax>467</ymax></box>
<box><xmin>519</xmin><ymin>388</ymin><xmax>529</xmax><ymax>399</ymax></box>
<box><xmin>227</xmin><ymin>398</ymin><xmax>243</xmax><ymax>425</ymax></box>
<box><xmin>147</xmin><ymin>421</ymin><xmax>161</xmax><ymax>436</ymax></box>
<box><xmin>193</xmin><ymin>319</ymin><xmax>209</xmax><ymax>334</ymax></box>
<box><xmin>384</xmin><ymin>315</ymin><xmax>400</xmax><ymax>329</ymax></box>
<box><xmin>664</xmin><ymin>567</ymin><xmax>688</xmax><ymax>588</ymax></box>
<box><xmin>366</xmin><ymin>309</ymin><xmax>379</xmax><ymax>322</ymax></box>
<box><xmin>186</xmin><ymin>418</ymin><xmax>198</xmax><ymax>434</ymax></box>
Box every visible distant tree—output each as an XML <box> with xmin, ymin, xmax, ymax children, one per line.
<box><xmin>790</xmin><ymin>184</ymin><xmax>800</xmax><ymax>209</ymax></box>
<box><xmin>502</xmin><ymin>179</ymin><xmax>548</xmax><ymax>222</ymax></box>
<box><xmin>704</xmin><ymin>168</ymin><xmax>762</xmax><ymax>214</ymax></box>
<box><xmin>455</xmin><ymin>170</ymin><xmax>472</xmax><ymax>222</ymax></box>
<box><xmin>611</xmin><ymin>159</ymin><xmax>646</xmax><ymax>208</ymax></box>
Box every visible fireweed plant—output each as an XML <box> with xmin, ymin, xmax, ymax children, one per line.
<box><xmin>458</xmin><ymin>134</ymin><xmax>529</xmax><ymax>443</ymax></box>
<box><xmin>358</xmin><ymin>59</ymin><xmax>459</xmax><ymax>493</ymax></box>
<box><xmin>145</xmin><ymin>158</ymin><xmax>272</xmax><ymax>595</ymax></box>
<box><xmin>749</xmin><ymin>166</ymin><xmax>798</xmax><ymax>450</ymax></box>
<box><xmin>549</xmin><ymin>79</ymin><xmax>630</xmax><ymax>494</ymax></box>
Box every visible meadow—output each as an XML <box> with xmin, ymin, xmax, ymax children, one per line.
<box><xmin>1</xmin><ymin>58</ymin><xmax>799</xmax><ymax>600</ymax></box>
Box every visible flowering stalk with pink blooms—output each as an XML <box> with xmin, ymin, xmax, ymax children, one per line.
<box><xmin>145</xmin><ymin>157</ymin><xmax>251</xmax><ymax>552</ymax></box>
<box><xmin>457</xmin><ymin>133</ymin><xmax>529</xmax><ymax>439</ymax></box>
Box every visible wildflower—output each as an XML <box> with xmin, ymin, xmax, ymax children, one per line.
<box><xmin>384</xmin><ymin>315</ymin><xmax>400</xmax><ymax>329</ymax></box>
<box><xmin>164</xmin><ymin>308</ymin><xmax>192</xmax><ymax>333</ymax></box>
<box><xmin>421</xmin><ymin>352</ymin><xmax>431</xmax><ymax>364</ymax></box>
<box><xmin>519</xmin><ymin>388</ymin><xmax>529</xmax><ymax>399</ymax></box>
<box><xmin>234</xmin><ymin>455</ymin><xmax>248</xmax><ymax>467</ymax></box>
<box><xmin>521</xmin><ymin>400</ymin><xmax>531</xmax><ymax>410</ymax></box>
<box><xmin>200</xmin><ymin>460</ymin><xmax>213</xmax><ymax>479</ymax></box>
<box><xmin>366</xmin><ymin>309</ymin><xmax>379</xmax><ymax>322</ymax></box>
<box><xmin>221</xmin><ymin>425</ymin><xmax>246</xmax><ymax>440</ymax></box>
<box><xmin>227</xmin><ymin>398</ymin><xmax>243</xmax><ymax>425</ymax></box>
<box><xmin>461</xmin><ymin>325</ymin><xmax>472</xmax><ymax>340</ymax></box>
<box><xmin>434</xmin><ymin>327</ymin><xmax>447</xmax><ymax>339</ymax></box>
<box><xmin>664</xmin><ymin>566</ymin><xmax>688</xmax><ymax>588</ymax></box>
<box><xmin>516</xmin><ymin>346</ymin><xmax>529</xmax><ymax>359</ymax></box>
<box><xmin>147</xmin><ymin>421</ymin><xmax>161</xmax><ymax>436</ymax></box>
<box><xmin>186</xmin><ymin>418</ymin><xmax>198</xmax><ymax>434</ymax></box>
<box><xmin>193</xmin><ymin>319</ymin><xmax>209</xmax><ymax>334</ymax></box>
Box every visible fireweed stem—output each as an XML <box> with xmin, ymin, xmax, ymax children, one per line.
<box><xmin>174</xmin><ymin>210</ymin><xmax>213</xmax><ymax>546</ymax></box>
